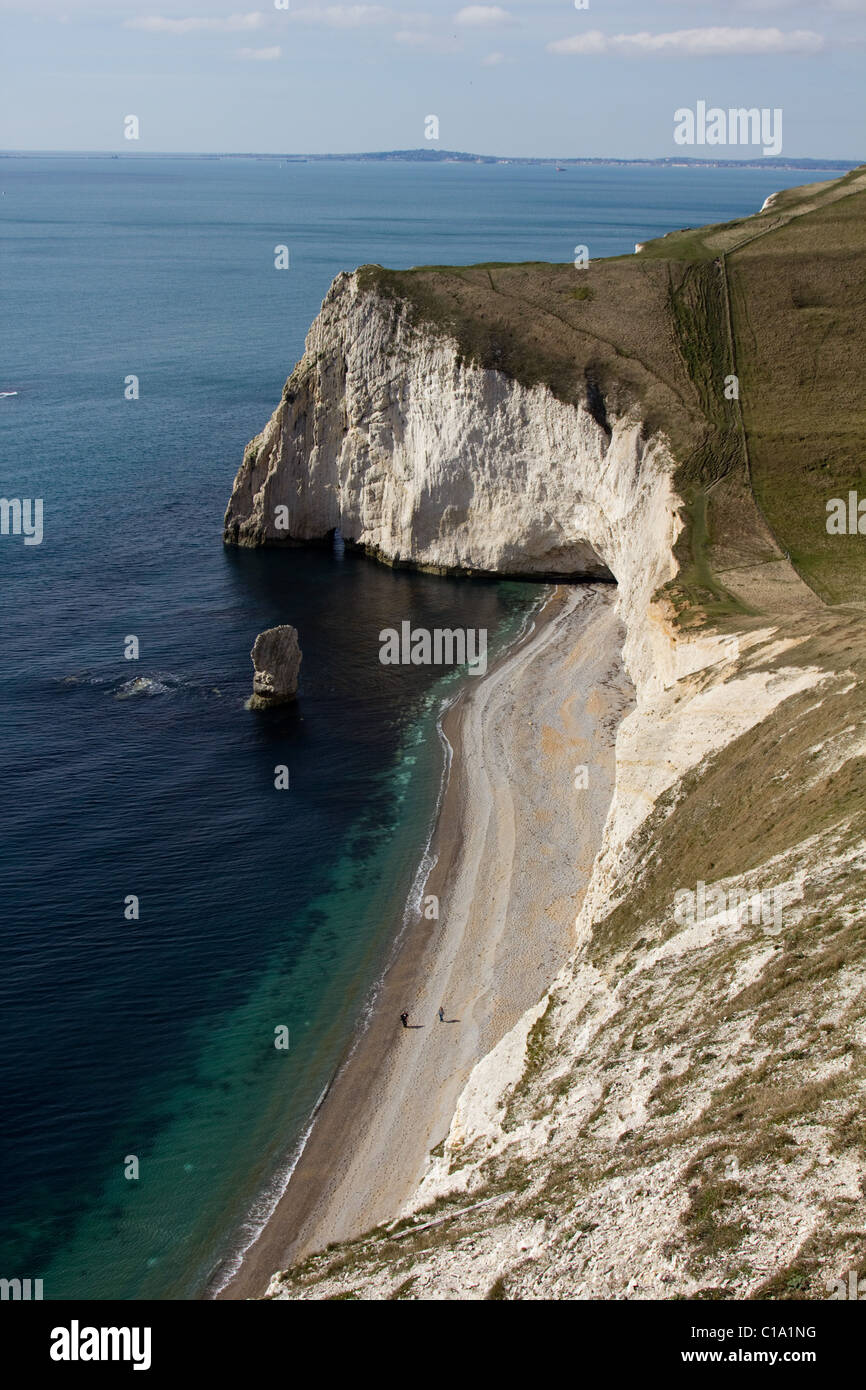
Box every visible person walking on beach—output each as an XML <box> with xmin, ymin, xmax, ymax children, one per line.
<box><xmin>438</xmin><ymin>1006</ymin><xmax>445</xmax><ymax>1023</ymax></box>
<box><xmin>400</xmin><ymin>1011</ymin><xmax>409</xmax><ymax>1029</ymax></box>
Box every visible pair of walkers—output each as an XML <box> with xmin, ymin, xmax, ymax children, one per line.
<box><xmin>400</xmin><ymin>1007</ymin><xmax>445</xmax><ymax>1028</ymax></box>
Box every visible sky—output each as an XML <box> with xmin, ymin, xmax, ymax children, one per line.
<box><xmin>0</xmin><ymin>0</ymin><xmax>864</xmax><ymax>158</ymax></box>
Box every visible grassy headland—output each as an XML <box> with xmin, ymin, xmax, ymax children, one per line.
<box><xmin>358</xmin><ymin>165</ymin><xmax>866</xmax><ymax>617</ymax></box>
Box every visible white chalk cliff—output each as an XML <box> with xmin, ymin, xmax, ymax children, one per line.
<box><xmin>225</xmin><ymin>271</ymin><xmax>683</xmax><ymax>693</ymax></box>
<box><xmin>227</xmin><ymin>270</ymin><xmax>866</xmax><ymax>1301</ymax></box>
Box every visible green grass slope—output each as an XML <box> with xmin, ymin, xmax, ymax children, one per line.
<box><xmin>358</xmin><ymin>165</ymin><xmax>866</xmax><ymax>615</ymax></box>
<box><xmin>727</xmin><ymin>181</ymin><xmax>866</xmax><ymax>605</ymax></box>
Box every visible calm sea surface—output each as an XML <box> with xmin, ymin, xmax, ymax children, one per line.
<box><xmin>0</xmin><ymin>157</ymin><xmax>821</xmax><ymax>1298</ymax></box>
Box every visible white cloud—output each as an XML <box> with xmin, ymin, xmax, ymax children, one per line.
<box><xmin>548</xmin><ymin>26</ymin><xmax>825</xmax><ymax>57</ymax></box>
<box><xmin>662</xmin><ymin>0</ymin><xmax>866</xmax><ymax>9</ymax></box>
<box><xmin>290</xmin><ymin>5</ymin><xmax>395</xmax><ymax>25</ymax></box>
<box><xmin>481</xmin><ymin>49</ymin><xmax>506</xmax><ymax>64</ymax></box>
<box><xmin>660</xmin><ymin>0</ymin><xmax>797</xmax><ymax>8</ymax></box>
<box><xmin>394</xmin><ymin>28</ymin><xmax>460</xmax><ymax>51</ymax></box>
<box><xmin>125</xmin><ymin>12</ymin><xmax>265</xmax><ymax>34</ymax></box>
<box><xmin>455</xmin><ymin>5</ymin><xmax>514</xmax><ymax>27</ymax></box>
<box><xmin>237</xmin><ymin>44</ymin><xmax>281</xmax><ymax>59</ymax></box>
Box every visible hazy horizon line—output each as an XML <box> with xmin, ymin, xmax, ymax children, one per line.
<box><xmin>1</xmin><ymin>148</ymin><xmax>860</xmax><ymax>170</ymax></box>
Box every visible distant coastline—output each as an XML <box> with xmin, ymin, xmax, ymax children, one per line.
<box><xmin>0</xmin><ymin>148</ymin><xmax>858</xmax><ymax>172</ymax></box>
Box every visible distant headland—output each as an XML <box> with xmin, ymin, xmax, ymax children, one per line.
<box><xmin>0</xmin><ymin>148</ymin><xmax>859</xmax><ymax>171</ymax></box>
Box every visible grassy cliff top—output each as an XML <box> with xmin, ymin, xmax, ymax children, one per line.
<box><xmin>357</xmin><ymin>166</ymin><xmax>866</xmax><ymax>613</ymax></box>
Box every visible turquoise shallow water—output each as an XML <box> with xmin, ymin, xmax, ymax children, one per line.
<box><xmin>0</xmin><ymin>157</ymin><xmax>822</xmax><ymax>1299</ymax></box>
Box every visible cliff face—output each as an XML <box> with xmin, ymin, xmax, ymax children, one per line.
<box><xmin>228</xmin><ymin>248</ymin><xmax>866</xmax><ymax>1302</ymax></box>
<box><xmin>224</xmin><ymin>271</ymin><xmax>684</xmax><ymax>692</ymax></box>
<box><xmin>264</xmin><ymin>597</ymin><xmax>866</xmax><ymax>1301</ymax></box>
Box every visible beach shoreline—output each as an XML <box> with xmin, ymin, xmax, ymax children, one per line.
<box><xmin>215</xmin><ymin>581</ymin><xmax>631</xmax><ymax>1300</ymax></box>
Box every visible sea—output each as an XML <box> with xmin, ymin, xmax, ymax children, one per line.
<box><xmin>0</xmin><ymin>156</ymin><xmax>825</xmax><ymax>1299</ymax></box>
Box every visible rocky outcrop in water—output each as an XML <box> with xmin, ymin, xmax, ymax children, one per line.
<box><xmin>249</xmin><ymin>625</ymin><xmax>302</xmax><ymax>709</ymax></box>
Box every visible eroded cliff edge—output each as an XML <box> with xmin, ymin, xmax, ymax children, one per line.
<box><xmin>227</xmin><ymin>169</ymin><xmax>866</xmax><ymax>1299</ymax></box>
<box><xmin>224</xmin><ymin>268</ymin><xmax>690</xmax><ymax>690</ymax></box>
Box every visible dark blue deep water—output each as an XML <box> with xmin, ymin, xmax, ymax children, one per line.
<box><xmin>0</xmin><ymin>157</ymin><xmax>822</xmax><ymax>1299</ymax></box>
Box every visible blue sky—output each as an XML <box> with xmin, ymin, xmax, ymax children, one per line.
<box><xmin>1</xmin><ymin>0</ymin><xmax>864</xmax><ymax>157</ymax></box>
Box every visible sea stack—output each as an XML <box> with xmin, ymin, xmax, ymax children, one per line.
<box><xmin>248</xmin><ymin>625</ymin><xmax>302</xmax><ymax>709</ymax></box>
